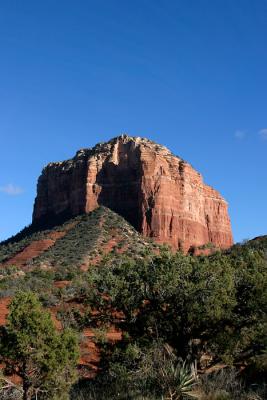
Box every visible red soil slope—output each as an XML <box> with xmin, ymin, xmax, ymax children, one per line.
<box><xmin>3</xmin><ymin>232</ymin><xmax>65</xmax><ymax>267</ymax></box>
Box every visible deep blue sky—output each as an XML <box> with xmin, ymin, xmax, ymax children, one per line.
<box><xmin>0</xmin><ymin>0</ymin><xmax>266</xmax><ymax>242</ymax></box>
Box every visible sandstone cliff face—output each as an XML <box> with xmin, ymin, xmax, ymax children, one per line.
<box><xmin>33</xmin><ymin>135</ymin><xmax>233</xmax><ymax>251</ymax></box>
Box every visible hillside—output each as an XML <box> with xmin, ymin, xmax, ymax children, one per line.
<box><xmin>0</xmin><ymin>206</ymin><xmax>158</xmax><ymax>295</ymax></box>
<box><xmin>0</xmin><ymin>206</ymin><xmax>161</xmax><ymax>380</ymax></box>
<box><xmin>0</xmin><ymin>212</ymin><xmax>266</xmax><ymax>398</ymax></box>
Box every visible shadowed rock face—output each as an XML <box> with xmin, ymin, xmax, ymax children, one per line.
<box><xmin>33</xmin><ymin>135</ymin><xmax>233</xmax><ymax>251</ymax></box>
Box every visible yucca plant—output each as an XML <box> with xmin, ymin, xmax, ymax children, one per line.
<box><xmin>159</xmin><ymin>359</ymin><xmax>198</xmax><ymax>400</ymax></box>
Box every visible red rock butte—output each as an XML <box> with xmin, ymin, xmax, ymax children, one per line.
<box><xmin>33</xmin><ymin>135</ymin><xmax>233</xmax><ymax>252</ymax></box>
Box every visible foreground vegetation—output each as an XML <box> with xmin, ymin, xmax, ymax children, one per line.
<box><xmin>71</xmin><ymin>238</ymin><xmax>266</xmax><ymax>399</ymax></box>
<box><xmin>0</xmin><ymin>216</ymin><xmax>266</xmax><ymax>399</ymax></box>
<box><xmin>0</xmin><ymin>292</ymin><xmax>79</xmax><ymax>400</ymax></box>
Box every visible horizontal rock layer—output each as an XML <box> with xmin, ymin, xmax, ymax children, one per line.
<box><xmin>33</xmin><ymin>135</ymin><xmax>233</xmax><ymax>251</ymax></box>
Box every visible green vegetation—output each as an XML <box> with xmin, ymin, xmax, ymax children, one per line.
<box><xmin>0</xmin><ymin>209</ymin><xmax>266</xmax><ymax>399</ymax></box>
<box><xmin>72</xmin><ymin>238</ymin><xmax>266</xmax><ymax>399</ymax></box>
<box><xmin>0</xmin><ymin>292</ymin><xmax>79</xmax><ymax>400</ymax></box>
<box><xmin>0</xmin><ymin>206</ymin><xmax>156</xmax><ymax>270</ymax></box>
<box><xmin>0</xmin><ymin>207</ymin><xmax>156</xmax><ymax>300</ymax></box>
<box><xmin>35</xmin><ymin>206</ymin><xmax>154</xmax><ymax>270</ymax></box>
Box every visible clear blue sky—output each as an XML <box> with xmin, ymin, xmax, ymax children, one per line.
<box><xmin>0</xmin><ymin>0</ymin><xmax>266</xmax><ymax>242</ymax></box>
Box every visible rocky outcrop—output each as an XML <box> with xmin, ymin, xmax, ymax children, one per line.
<box><xmin>33</xmin><ymin>135</ymin><xmax>233</xmax><ymax>251</ymax></box>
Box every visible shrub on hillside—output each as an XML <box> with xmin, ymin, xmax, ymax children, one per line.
<box><xmin>88</xmin><ymin>244</ymin><xmax>266</xmax><ymax>375</ymax></box>
<box><xmin>0</xmin><ymin>291</ymin><xmax>79</xmax><ymax>400</ymax></box>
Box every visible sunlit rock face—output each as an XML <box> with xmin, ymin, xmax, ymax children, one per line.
<box><xmin>33</xmin><ymin>135</ymin><xmax>233</xmax><ymax>251</ymax></box>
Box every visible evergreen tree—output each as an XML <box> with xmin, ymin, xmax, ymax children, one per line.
<box><xmin>0</xmin><ymin>291</ymin><xmax>79</xmax><ymax>400</ymax></box>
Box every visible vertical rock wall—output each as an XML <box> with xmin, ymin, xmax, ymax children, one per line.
<box><xmin>33</xmin><ymin>135</ymin><xmax>233</xmax><ymax>251</ymax></box>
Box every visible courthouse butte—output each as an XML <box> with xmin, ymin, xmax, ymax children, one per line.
<box><xmin>33</xmin><ymin>135</ymin><xmax>233</xmax><ymax>252</ymax></box>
